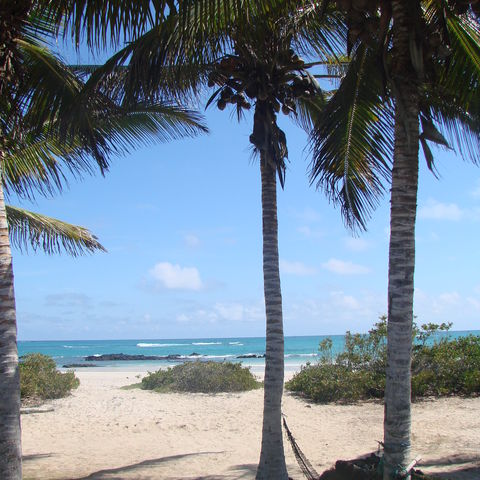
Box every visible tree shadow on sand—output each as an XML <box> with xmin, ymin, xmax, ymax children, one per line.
<box><xmin>167</xmin><ymin>463</ymin><xmax>258</xmax><ymax>479</ymax></box>
<box><xmin>67</xmin><ymin>451</ymin><xmax>225</xmax><ymax>479</ymax></box>
<box><xmin>23</xmin><ymin>453</ymin><xmax>54</xmax><ymax>462</ymax></box>
<box><xmin>419</xmin><ymin>454</ymin><xmax>480</xmax><ymax>480</ymax></box>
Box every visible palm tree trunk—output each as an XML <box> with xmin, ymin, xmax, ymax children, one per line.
<box><xmin>256</xmin><ymin>153</ymin><xmax>288</xmax><ymax>480</ymax></box>
<box><xmin>0</xmin><ymin>179</ymin><xmax>22</xmax><ymax>479</ymax></box>
<box><xmin>384</xmin><ymin>2</ymin><xmax>420</xmax><ymax>479</ymax></box>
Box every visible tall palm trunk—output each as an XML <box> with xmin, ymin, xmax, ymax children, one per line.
<box><xmin>384</xmin><ymin>2</ymin><xmax>420</xmax><ymax>479</ymax></box>
<box><xmin>256</xmin><ymin>153</ymin><xmax>288</xmax><ymax>480</ymax></box>
<box><xmin>0</xmin><ymin>2</ymin><xmax>30</xmax><ymax>477</ymax></box>
<box><xmin>0</xmin><ymin>179</ymin><xmax>22</xmax><ymax>480</ymax></box>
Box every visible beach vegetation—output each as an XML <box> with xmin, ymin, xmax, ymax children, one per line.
<box><xmin>140</xmin><ymin>361</ymin><xmax>262</xmax><ymax>393</ymax></box>
<box><xmin>286</xmin><ymin>320</ymin><xmax>480</xmax><ymax>403</ymax></box>
<box><xmin>19</xmin><ymin>354</ymin><xmax>79</xmax><ymax>401</ymax></box>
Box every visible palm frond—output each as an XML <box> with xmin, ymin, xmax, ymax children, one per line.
<box><xmin>2</xmin><ymin>131</ymin><xmax>85</xmax><ymax>199</ymax></box>
<box><xmin>38</xmin><ymin>0</ymin><xmax>168</xmax><ymax>49</ymax></box>
<box><xmin>441</xmin><ymin>13</ymin><xmax>480</xmax><ymax>101</ymax></box>
<box><xmin>422</xmin><ymin>87</ymin><xmax>480</xmax><ymax>166</ymax></box>
<box><xmin>292</xmin><ymin>1</ymin><xmax>347</xmax><ymax>64</ymax></box>
<box><xmin>419</xmin><ymin>8</ymin><xmax>480</xmax><ymax>165</ymax></box>
<box><xmin>291</xmin><ymin>86</ymin><xmax>327</xmax><ymax>132</ymax></box>
<box><xmin>310</xmin><ymin>46</ymin><xmax>393</xmax><ymax>231</ymax></box>
<box><xmin>4</xmin><ymin>36</ymin><xmax>208</xmax><ymax>199</ymax></box>
<box><xmin>6</xmin><ymin>205</ymin><xmax>106</xmax><ymax>256</ymax></box>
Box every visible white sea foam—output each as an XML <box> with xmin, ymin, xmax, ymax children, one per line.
<box><xmin>137</xmin><ymin>343</ymin><xmax>189</xmax><ymax>347</ymax></box>
<box><xmin>228</xmin><ymin>342</ymin><xmax>243</xmax><ymax>345</ymax></box>
<box><xmin>192</xmin><ymin>342</ymin><xmax>222</xmax><ymax>345</ymax></box>
<box><xmin>204</xmin><ymin>355</ymin><xmax>235</xmax><ymax>359</ymax></box>
<box><xmin>285</xmin><ymin>353</ymin><xmax>318</xmax><ymax>358</ymax></box>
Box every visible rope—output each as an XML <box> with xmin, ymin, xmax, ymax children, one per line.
<box><xmin>283</xmin><ymin>416</ymin><xmax>320</xmax><ymax>480</ymax></box>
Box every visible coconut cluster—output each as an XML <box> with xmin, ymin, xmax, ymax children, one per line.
<box><xmin>335</xmin><ymin>0</ymin><xmax>479</xmax><ymax>66</ymax></box>
<box><xmin>449</xmin><ymin>0</ymin><xmax>480</xmax><ymax>15</ymax></box>
<box><xmin>208</xmin><ymin>47</ymin><xmax>319</xmax><ymax>117</ymax></box>
<box><xmin>0</xmin><ymin>0</ymin><xmax>32</xmax><ymax>95</ymax></box>
<box><xmin>335</xmin><ymin>0</ymin><xmax>381</xmax><ymax>47</ymax></box>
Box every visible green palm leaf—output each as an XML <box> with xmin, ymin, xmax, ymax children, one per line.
<box><xmin>2</xmin><ymin>34</ymin><xmax>208</xmax><ymax>199</ymax></box>
<box><xmin>310</xmin><ymin>46</ymin><xmax>393</xmax><ymax>231</ymax></box>
<box><xmin>6</xmin><ymin>205</ymin><xmax>105</xmax><ymax>256</ymax></box>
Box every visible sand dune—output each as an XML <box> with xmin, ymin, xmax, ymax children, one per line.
<box><xmin>22</xmin><ymin>370</ymin><xmax>480</xmax><ymax>479</ymax></box>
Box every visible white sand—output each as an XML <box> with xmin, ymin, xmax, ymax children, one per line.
<box><xmin>22</xmin><ymin>370</ymin><xmax>480</xmax><ymax>479</ymax></box>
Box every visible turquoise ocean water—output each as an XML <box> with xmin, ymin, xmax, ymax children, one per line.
<box><xmin>18</xmin><ymin>330</ymin><xmax>480</xmax><ymax>372</ymax></box>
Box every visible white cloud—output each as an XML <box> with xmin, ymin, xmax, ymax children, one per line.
<box><xmin>184</xmin><ymin>234</ymin><xmax>200</xmax><ymax>248</ymax></box>
<box><xmin>282</xmin><ymin>290</ymin><xmax>386</xmax><ymax>334</ymax></box>
<box><xmin>176</xmin><ymin>313</ymin><xmax>190</xmax><ymax>323</ymax></box>
<box><xmin>470</xmin><ymin>179</ymin><xmax>480</xmax><ymax>199</ymax></box>
<box><xmin>467</xmin><ymin>297</ymin><xmax>480</xmax><ymax>310</ymax></box>
<box><xmin>329</xmin><ymin>291</ymin><xmax>360</xmax><ymax>310</ymax></box>
<box><xmin>213</xmin><ymin>302</ymin><xmax>263</xmax><ymax>323</ymax></box>
<box><xmin>418</xmin><ymin>199</ymin><xmax>464</xmax><ymax>221</ymax></box>
<box><xmin>297</xmin><ymin>226</ymin><xmax>324</xmax><ymax>239</ymax></box>
<box><xmin>420</xmin><ymin>290</ymin><xmax>461</xmax><ymax>315</ymax></box>
<box><xmin>150</xmin><ymin>262</ymin><xmax>203</xmax><ymax>290</ymax></box>
<box><xmin>214</xmin><ymin>303</ymin><xmax>245</xmax><ymax>321</ymax></box>
<box><xmin>414</xmin><ymin>290</ymin><xmax>479</xmax><ymax>329</ymax></box>
<box><xmin>436</xmin><ymin>292</ymin><xmax>461</xmax><ymax>305</ymax></box>
<box><xmin>322</xmin><ymin>258</ymin><xmax>370</xmax><ymax>275</ymax></box>
<box><xmin>280</xmin><ymin>259</ymin><xmax>317</xmax><ymax>276</ymax></box>
<box><xmin>45</xmin><ymin>293</ymin><xmax>93</xmax><ymax>309</ymax></box>
<box><xmin>344</xmin><ymin>237</ymin><xmax>370</xmax><ymax>252</ymax></box>
<box><xmin>294</xmin><ymin>207</ymin><xmax>322</xmax><ymax>223</ymax></box>
<box><xmin>175</xmin><ymin>302</ymin><xmax>263</xmax><ymax>325</ymax></box>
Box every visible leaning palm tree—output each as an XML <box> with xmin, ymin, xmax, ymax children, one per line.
<box><xmin>0</xmin><ymin>4</ymin><xmax>207</xmax><ymax>478</ymax></box>
<box><xmin>86</xmin><ymin>2</ymin><xmax>390</xmax><ymax>477</ymax></box>
<box><xmin>311</xmin><ymin>2</ymin><xmax>480</xmax><ymax>478</ymax></box>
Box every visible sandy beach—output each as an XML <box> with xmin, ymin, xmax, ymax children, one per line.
<box><xmin>22</xmin><ymin>369</ymin><xmax>480</xmax><ymax>480</ymax></box>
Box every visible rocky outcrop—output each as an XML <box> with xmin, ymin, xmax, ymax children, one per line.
<box><xmin>62</xmin><ymin>364</ymin><xmax>98</xmax><ymax>368</ymax></box>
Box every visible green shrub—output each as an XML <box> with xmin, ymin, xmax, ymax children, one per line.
<box><xmin>20</xmin><ymin>353</ymin><xmax>80</xmax><ymax>400</ymax></box>
<box><xmin>412</xmin><ymin>335</ymin><xmax>480</xmax><ymax>397</ymax></box>
<box><xmin>286</xmin><ymin>319</ymin><xmax>480</xmax><ymax>403</ymax></box>
<box><xmin>286</xmin><ymin>363</ymin><xmax>383</xmax><ymax>403</ymax></box>
<box><xmin>141</xmin><ymin>361</ymin><xmax>262</xmax><ymax>393</ymax></box>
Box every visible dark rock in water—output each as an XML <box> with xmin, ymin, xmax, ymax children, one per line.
<box><xmin>236</xmin><ymin>354</ymin><xmax>265</xmax><ymax>359</ymax></box>
<box><xmin>189</xmin><ymin>352</ymin><xmax>202</xmax><ymax>356</ymax></box>
<box><xmin>62</xmin><ymin>364</ymin><xmax>98</xmax><ymax>368</ymax></box>
<box><xmin>84</xmin><ymin>353</ymin><xmax>183</xmax><ymax>361</ymax></box>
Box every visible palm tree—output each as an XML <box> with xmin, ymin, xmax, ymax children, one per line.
<box><xmin>0</xmin><ymin>4</ymin><xmax>207</xmax><ymax>478</ymax></box>
<box><xmin>86</xmin><ymin>2</ymin><xmax>387</xmax><ymax>477</ymax></box>
<box><xmin>311</xmin><ymin>2</ymin><xmax>480</xmax><ymax>478</ymax></box>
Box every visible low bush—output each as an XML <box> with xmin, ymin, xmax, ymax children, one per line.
<box><xmin>286</xmin><ymin>318</ymin><xmax>480</xmax><ymax>403</ymax></box>
<box><xmin>412</xmin><ymin>335</ymin><xmax>480</xmax><ymax>396</ymax></box>
<box><xmin>20</xmin><ymin>353</ymin><xmax>80</xmax><ymax>400</ymax></box>
<box><xmin>141</xmin><ymin>361</ymin><xmax>262</xmax><ymax>393</ymax></box>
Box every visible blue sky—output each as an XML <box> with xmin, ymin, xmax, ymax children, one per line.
<box><xmin>12</xmin><ymin>50</ymin><xmax>480</xmax><ymax>340</ymax></box>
